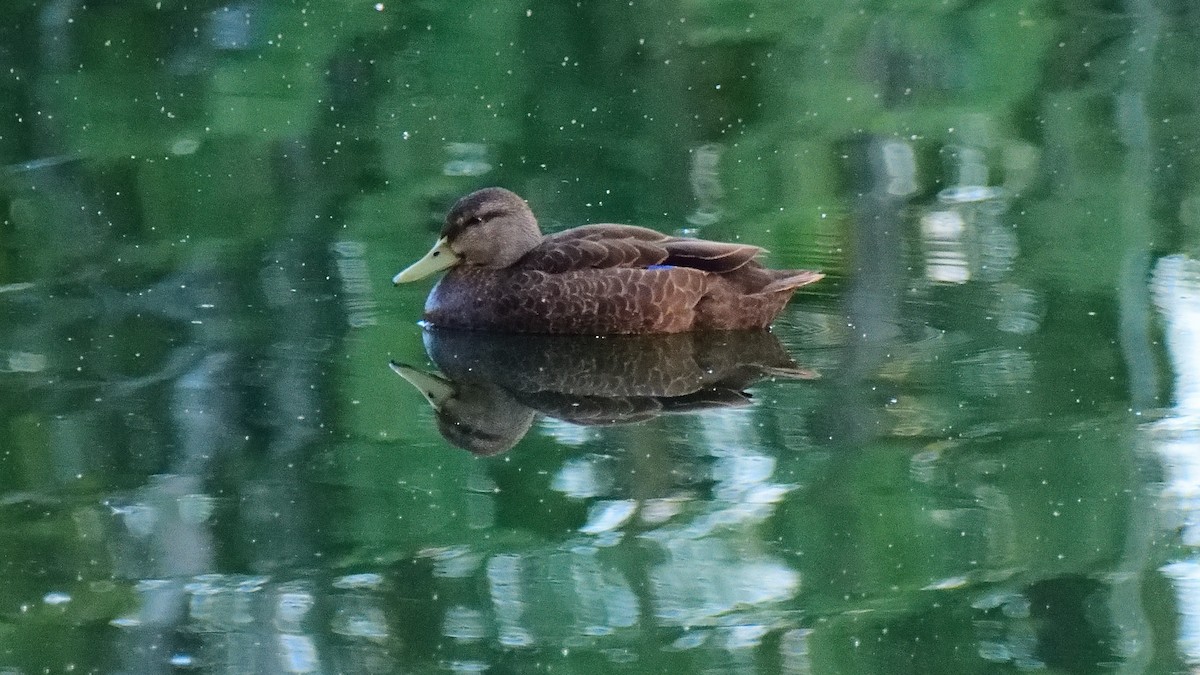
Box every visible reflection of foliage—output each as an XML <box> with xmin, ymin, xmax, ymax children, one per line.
<box><xmin>0</xmin><ymin>0</ymin><xmax>1192</xmax><ymax>673</ymax></box>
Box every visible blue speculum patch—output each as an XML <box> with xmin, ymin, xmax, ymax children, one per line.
<box><xmin>646</xmin><ymin>264</ymin><xmax>675</xmax><ymax>270</ymax></box>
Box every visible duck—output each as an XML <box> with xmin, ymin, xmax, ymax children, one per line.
<box><xmin>390</xmin><ymin>328</ymin><xmax>817</xmax><ymax>455</ymax></box>
<box><xmin>393</xmin><ymin>187</ymin><xmax>823</xmax><ymax>334</ymax></box>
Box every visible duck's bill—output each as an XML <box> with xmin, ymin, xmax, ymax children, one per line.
<box><xmin>393</xmin><ymin>237</ymin><xmax>461</xmax><ymax>284</ymax></box>
<box><xmin>389</xmin><ymin>361</ymin><xmax>454</xmax><ymax>409</ymax></box>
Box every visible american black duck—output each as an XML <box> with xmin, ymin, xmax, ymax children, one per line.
<box><xmin>393</xmin><ymin>188</ymin><xmax>823</xmax><ymax>334</ymax></box>
<box><xmin>390</xmin><ymin>328</ymin><xmax>816</xmax><ymax>455</ymax></box>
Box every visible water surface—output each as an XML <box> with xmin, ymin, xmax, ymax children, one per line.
<box><xmin>2</xmin><ymin>1</ymin><xmax>1200</xmax><ymax>673</ymax></box>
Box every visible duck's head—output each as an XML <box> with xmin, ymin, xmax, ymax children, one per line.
<box><xmin>393</xmin><ymin>187</ymin><xmax>542</xmax><ymax>284</ymax></box>
<box><xmin>388</xmin><ymin>361</ymin><xmax>535</xmax><ymax>456</ymax></box>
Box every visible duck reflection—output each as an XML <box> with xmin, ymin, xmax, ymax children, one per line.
<box><xmin>391</xmin><ymin>328</ymin><xmax>816</xmax><ymax>455</ymax></box>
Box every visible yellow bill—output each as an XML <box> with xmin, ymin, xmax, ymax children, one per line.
<box><xmin>393</xmin><ymin>237</ymin><xmax>461</xmax><ymax>284</ymax></box>
<box><xmin>389</xmin><ymin>362</ymin><xmax>454</xmax><ymax>409</ymax></box>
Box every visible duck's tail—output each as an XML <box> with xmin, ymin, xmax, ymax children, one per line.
<box><xmin>762</xmin><ymin>270</ymin><xmax>824</xmax><ymax>294</ymax></box>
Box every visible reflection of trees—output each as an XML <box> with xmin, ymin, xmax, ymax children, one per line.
<box><xmin>1</xmin><ymin>4</ymin><xmax>398</xmax><ymax>672</ymax></box>
<box><xmin>5</xmin><ymin>0</ymin><xmax>1200</xmax><ymax>672</ymax></box>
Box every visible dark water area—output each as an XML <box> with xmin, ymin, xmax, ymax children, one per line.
<box><xmin>3</xmin><ymin>1</ymin><xmax>1200</xmax><ymax>673</ymax></box>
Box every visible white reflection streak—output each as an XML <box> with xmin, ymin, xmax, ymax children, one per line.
<box><xmin>276</xmin><ymin>587</ymin><xmax>321</xmax><ymax>673</ymax></box>
<box><xmin>443</xmin><ymin>142</ymin><xmax>492</xmax><ymax>177</ymax></box>
<box><xmin>638</xmin><ymin>409</ymin><xmax>800</xmax><ymax>644</ymax></box>
<box><xmin>921</xmin><ymin>210</ymin><xmax>971</xmax><ymax>284</ymax></box>
<box><xmin>580</xmin><ymin>500</ymin><xmax>638</xmax><ymax>534</ymax></box>
<box><xmin>648</xmin><ymin>538</ymin><xmax>800</xmax><ymax>628</ymax></box>
<box><xmin>689</xmin><ymin>408</ymin><xmax>797</xmax><ymax>534</ymax></box>
<box><xmin>882</xmin><ymin>139</ymin><xmax>917</xmax><ymax>197</ymax></box>
<box><xmin>567</xmin><ymin>548</ymin><xmax>639</xmax><ymax>637</ymax></box>
<box><xmin>421</xmin><ymin>545</ymin><xmax>483</xmax><ymax>579</ymax></box>
<box><xmin>780</xmin><ymin>628</ymin><xmax>815</xmax><ymax>675</ymax></box>
<box><xmin>1150</xmin><ymin>255</ymin><xmax>1200</xmax><ymax>665</ymax></box>
<box><xmin>443</xmin><ymin>606</ymin><xmax>488</xmax><ymax>643</ymax></box>
<box><xmin>551</xmin><ymin>455</ymin><xmax>613</xmax><ymax>498</ymax></box>
<box><xmin>1153</xmin><ymin>256</ymin><xmax>1200</xmax><ymax>415</ymax></box>
<box><xmin>687</xmin><ymin>143</ymin><xmax>724</xmax><ymax>227</ymax></box>
<box><xmin>487</xmin><ymin>554</ymin><xmax>533</xmax><ymax>647</ymax></box>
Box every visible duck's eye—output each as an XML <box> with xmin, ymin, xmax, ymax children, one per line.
<box><xmin>466</xmin><ymin>216</ymin><xmax>484</xmax><ymax>226</ymax></box>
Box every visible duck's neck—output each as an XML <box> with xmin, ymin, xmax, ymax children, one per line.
<box><xmin>484</xmin><ymin>223</ymin><xmax>542</xmax><ymax>268</ymax></box>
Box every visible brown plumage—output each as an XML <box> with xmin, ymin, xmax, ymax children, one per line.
<box><xmin>391</xmin><ymin>329</ymin><xmax>817</xmax><ymax>455</ymax></box>
<box><xmin>393</xmin><ymin>187</ymin><xmax>823</xmax><ymax>334</ymax></box>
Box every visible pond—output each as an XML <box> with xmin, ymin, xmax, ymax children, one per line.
<box><xmin>2</xmin><ymin>0</ymin><xmax>1200</xmax><ymax>673</ymax></box>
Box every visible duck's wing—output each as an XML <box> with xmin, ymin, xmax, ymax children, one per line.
<box><xmin>522</xmin><ymin>224</ymin><xmax>765</xmax><ymax>274</ymax></box>
<box><xmin>661</xmin><ymin>238</ymin><xmax>764</xmax><ymax>273</ymax></box>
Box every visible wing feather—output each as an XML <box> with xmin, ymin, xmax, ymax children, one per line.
<box><xmin>524</xmin><ymin>224</ymin><xmax>764</xmax><ymax>274</ymax></box>
<box><xmin>662</xmin><ymin>240</ymin><xmax>764</xmax><ymax>273</ymax></box>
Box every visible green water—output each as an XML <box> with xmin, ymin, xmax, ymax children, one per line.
<box><xmin>3</xmin><ymin>0</ymin><xmax>1200</xmax><ymax>673</ymax></box>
